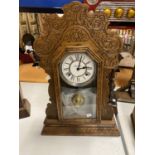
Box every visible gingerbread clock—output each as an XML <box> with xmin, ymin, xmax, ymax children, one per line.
<box><xmin>34</xmin><ymin>2</ymin><xmax>122</xmax><ymax>136</ymax></box>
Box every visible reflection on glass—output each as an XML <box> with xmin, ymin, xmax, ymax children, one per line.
<box><xmin>61</xmin><ymin>87</ymin><xmax>96</xmax><ymax>119</ymax></box>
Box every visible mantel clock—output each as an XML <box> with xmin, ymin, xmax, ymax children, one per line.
<box><xmin>34</xmin><ymin>2</ymin><xmax>122</xmax><ymax>136</ymax></box>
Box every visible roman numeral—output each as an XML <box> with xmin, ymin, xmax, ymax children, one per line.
<box><xmin>82</xmin><ymin>75</ymin><xmax>86</xmax><ymax>79</ymax></box>
<box><xmin>70</xmin><ymin>75</ymin><xmax>75</xmax><ymax>81</ymax></box>
<box><xmin>65</xmin><ymin>62</ymin><xmax>70</xmax><ymax>65</ymax></box>
<box><xmin>75</xmin><ymin>54</ymin><xmax>80</xmax><ymax>61</ymax></box>
<box><xmin>63</xmin><ymin>67</ymin><xmax>69</xmax><ymax>71</ymax></box>
<box><xmin>77</xmin><ymin>77</ymin><xmax>80</xmax><ymax>82</ymax></box>
<box><xmin>82</xmin><ymin>55</ymin><xmax>85</xmax><ymax>61</ymax></box>
<box><xmin>66</xmin><ymin>72</ymin><xmax>71</xmax><ymax>77</ymax></box>
<box><xmin>86</xmin><ymin>61</ymin><xmax>91</xmax><ymax>65</ymax></box>
<box><xmin>86</xmin><ymin>67</ymin><xmax>93</xmax><ymax>70</ymax></box>
<box><xmin>69</xmin><ymin>56</ymin><xmax>74</xmax><ymax>62</ymax></box>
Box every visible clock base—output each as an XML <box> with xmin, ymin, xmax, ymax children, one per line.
<box><xmin>41</xmin><ymin>117</ymin><xmax>120</xmax><ymax>136</ymax></box>
<box><xmin>19</xmin><ymin>99</ymin><xmax>30</xmax><ymax>119</ymax></box>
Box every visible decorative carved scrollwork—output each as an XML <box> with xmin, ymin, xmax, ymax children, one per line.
<box><xmin>34</xmin><ymin>1</ymin><xmax>122</xmax><ymax>72</ymax></box>
<box><xmin>62</xmin><ymin>26</ymin><xmax>90</xmax><ymax>42</ymax></box>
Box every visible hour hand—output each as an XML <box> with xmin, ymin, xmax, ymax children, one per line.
<box><xmin>78</xmin><ymin>66</ymin><xmax>91</xmax><ymax>69</ymax></box>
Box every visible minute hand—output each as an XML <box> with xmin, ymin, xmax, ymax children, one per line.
<box><xmin>77</xmin><ymin>56</ymin><xmax>82</xmax><ymax>70</ymax></box>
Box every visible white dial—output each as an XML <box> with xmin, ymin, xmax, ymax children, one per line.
<box><xmin>60</xmin><ymin>53</ymin><xmax>96</xmax><ymax>87</ymax></box>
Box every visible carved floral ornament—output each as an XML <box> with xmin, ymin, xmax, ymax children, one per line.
<box><xmin>34</xmin><ymin>2</ymin><xmax>122</xmax><ymax>71</ymax></box>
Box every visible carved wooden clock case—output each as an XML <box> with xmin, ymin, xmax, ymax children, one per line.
<box><xmin>34</xmin><ymin>2</ymin><xmax>122</xmax><ymax>136</ymax></box>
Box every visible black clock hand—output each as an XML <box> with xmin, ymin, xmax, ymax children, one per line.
<box><xmin>77</xmin><ymin>56</ymin><xmax>82</xmax><ymax>70</ymax></box>
<box><xmin>78</xmin><ymin>66</ymin><xmax>92</xmax><ymax>69</ymax></box>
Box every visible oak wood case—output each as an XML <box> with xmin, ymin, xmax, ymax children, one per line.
<box><xmin>34</xmin><ymin>2</ymin><xmax>122</xmax><ymax>136</ymax></box>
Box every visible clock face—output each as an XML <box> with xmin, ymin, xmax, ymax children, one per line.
<box><xmin>60</xmin><ymin>53</ymin><xmax>96</xmax><ymax>87</ymax></box>
<box><xmin>86</xmin><ymin>0</ymin><xmax>99</xmax><ymax>5</ymax></box>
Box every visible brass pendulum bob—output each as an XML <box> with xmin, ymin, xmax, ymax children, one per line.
<box><xmin>72</xmin><ymin>93</ymin><xmax>85</xmax><ymax>108</ymax></box>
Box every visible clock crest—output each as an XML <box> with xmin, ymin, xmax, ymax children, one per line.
<box><xmin>34</xmin><ymin>2</ymin><xmax>122</xmax><ymax>136</ymax></box>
